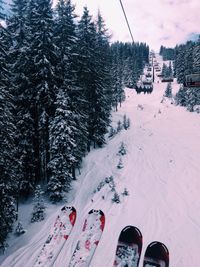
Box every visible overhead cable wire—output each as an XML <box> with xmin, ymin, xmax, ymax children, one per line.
<box><xmin>119</xmin><ymin>0</ymin><xmax>134</xmax><ymax>43</ymax></box>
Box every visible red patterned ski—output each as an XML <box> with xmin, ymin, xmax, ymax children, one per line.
<box><xmin>34</xmin><ymin>206</ymin><xmax>76</xmax><ymax>267</ymax></box>
<box><xmin>68</xmin><ymin>209</ymin><xmax>105</xmax><ymax>267</ymax></box>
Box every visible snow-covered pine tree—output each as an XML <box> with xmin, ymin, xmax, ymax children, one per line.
<box><xmin>117</xmin><ymin>120</ymin><xmax>122</xmax><ymax>132</ymax></box>
<box><xmin>0</xmin><ymin>20</ymin><xmax>17</xmax><ymax>190</ymax></box>
<box><xmin>184</xmin><ymin>41</ymin><xmax>194</xmax><ymax>76</ymax></box>
<box><xmin>112</xmin><ymin>192</ymin><xmax>120</xmax><ymax>204</ymax></box>
<box><xmin>48</xmin><ymin>89</ymin><xmax>76</xmax><ymax>202</ymax></box>
<box><xmin>77</xmin><ymin>7</ymin><xmax>110</xmax><ymax>150</ymax></box>
<box><xmin>123</xmin><ymin>47</ymin><xmax>140</xmax><ymax>88</ymax></box>
<box><xmin>0</xmin><ymin>21</ymin><xmax>18</xmax><ymax>246</ymax></box>
<box><xmin>122</xmin><ymin>188</ymin><xmax>129</xmax><ymax>196</ymax></box>
<box><xmin>0</xmin><ymin>0</ymin><xmax>5</xmax><ymax>19</ymax></box>
<box><xmin>117</xmin><ymin>157</ymin><xmax>124</xmax><ymax>169</ymax></box>
<box><xmin>186</xmin><ymin>87</ymin><xmax>200</xmax><ymax>112</ymax></box>
<box><xmin>126</xmin><ymin>118</ymin><xmax>131</xmax><ymax>129</ymax></box>
<box><xmin>109</xmin><ymin>126</ymin><xmax>116</xmax><ymax>138</ymax></box>
<box><xmin>31</xmin><ymin>185</ymin><xmax>45</xmax><ymax>222</ymax></box>
<box><xmin>26</xmin><ymin>0</ymin><xmax>59</xmax><ymax>184</ymax></box>
<box><xmin>175</xmin><ymin>86</ymin><xmax>187</xmax><ymax>106</ymax></box>
<box><xmin>164</xmin><ymin>82</ymin><xmax>172</xmax><ymax>98</ymax></box>
<box><xmin>118</xmin><ymin>142</ymin><xmax>126</xmax><ymax>156</ymax></box>
<box><xmin>7</xmin><ymin>0</ymin><xmax>37</xmax><ymax>196</ymax></box>
<box><xmin>15</xmin><ymin>221</ymin><xmax>26</xmax><ymax>235</ymax></box>
<box><xmin>76</xmin><ymin>7</ymin><xmax>96</xmax><ymax>152</ymax></box>
<box><xmin>110</xmin><ymin>42</ymin><xmax>124</xmax><ymax>111</ymax></box>
<box><xmin>193</xmin><ymin>37</ymin><xmax>200</xmax><ymax>73</ymax></box>
<box><xmin>123</xmin><ymin>114</ymin><xmax>130</xmax><ymax>130</ymax></box>
<box><xmin>174</xmin><ymin>45</ymin><xmax>186</xmax><ymax>83</ymax></box>
<box><xmin>54</xmin><ymin>0</ymin><xmax>77</xmax><ymax>85</ymax></box>
<box><xmin>0</xmin><ymin>184</ymin><xmax>16</xmax><ymax>250</ymax></box>
<box><xmin>92</xmin><ymin>11</ymin><xmax>112</xmax><ymax>147</ymax></box>
<box><xmin>161</xmin><ymin>63</ymin><xmax>168</xmax><ymax>78</ymax></box>
<box><xmin>54</xmin><ymin>0</ymin><xmax>86</xmax><ymax>178</ymax></box>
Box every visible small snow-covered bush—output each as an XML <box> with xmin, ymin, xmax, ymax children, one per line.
<box><xmin>31</xmin><ymin>185</ymin><xmax>45</xmax><ymax>223</ymax></box>
<box><xmin>117</xmin><ymin>157</ymin><xmax>124</xmax><ymax>169</ymax></box>
<box><xmin>118</xmin><ymin>142</ymin><xmax>127</xmax><ymax>156</ymax></box>
<box><xmin>122</xmin><ymin>188</ymin><xmax>129</xmax><ymax>196</ymax></box>
<box><xmin>123</xmin><ymin>114</ymin><xmax>131</xmax><ymax>130</ymax></box>
<box><xmin>193</xmin><ymin>105</ymin><xmax>200</xmax><ymax>113</ymax></box>
<box><xmin>112</xmin><ymin>192</ymin><xmax>120</xmax><ymax>204</ymax></box>
<box><xmin>15</xmin><ymin>222</ymin><xmax>26</xmax><ymax>236</ymax></box>
<box><xmin>47</xmin><ymin>177</ymin><xmax>63</xmax><ymax>203</ymax></box>
<box><xmin>117</xmin><ymin>120</ymin><xmax>122</xmax><ymax>132</ymax></box>
<box><xmin>94</xmin><ymin>176</ymin><xmax>115</xmax><ymax>194</ymax></box>
<box><xmin>164</xmin><ymin>82</ymin><xmax>172</xmax><ymax>98</ymax></box>
<box><xmin>137</xmin><ymin>104</ymin><xmax>144</xmax><ymax>110</ymax></box>
<box><xmin>109</xmin><ymin>126</ymin><xmax>117</xmax><ymax>138</ymax></box>
<box><xmin>126</xmin><ymin>118</ymin><xmax>131</xmax><ymax>129</ymax></box>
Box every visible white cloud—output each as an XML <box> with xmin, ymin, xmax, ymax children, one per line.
<box><xmin>54</xmin><ymin>0</ymin><xmax>200</xmax><ymax>51</ymax></box>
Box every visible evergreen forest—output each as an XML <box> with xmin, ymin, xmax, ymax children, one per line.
<box><xmin>173</xmin><ymin>38</ymin><xmax>200</xmax><ymax>111</ymax></box>
<box><xmin>0</xmin><ymin>0</ymin><xmax>149</xmax><ymax>247</ymax></box>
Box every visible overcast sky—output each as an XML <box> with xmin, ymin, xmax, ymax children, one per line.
<box><xmin>53</xmin><ymin>0</ymin><xmax>200</xmax><ymax>51</ymax></box>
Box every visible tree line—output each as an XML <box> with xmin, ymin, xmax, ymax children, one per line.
<box><xmin>159</xmin><ymin>38</ymin><xmax>200</xmax><ymax>111</ymax></box>
<box><xmin>0</xmin><ymin>0</ymin><xmax>149</xmax><ymax>248</ymax></box>
<box><xmin>174</xmin><ymin>38</ymin><xmax>200</xmax><ymax>111</ymax></box>
<box><xmin>159</xmin><ymin>45</ymin><xmax>175</xmax><ymax>61</ymax></box>
<box><xmin>174</xmin><ymin>38</ymin><xmax>200</xmax><ymax>83</ymax></box>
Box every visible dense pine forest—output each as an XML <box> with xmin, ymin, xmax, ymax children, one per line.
<box><xmin>0</xmin><ymin>0</ymin><xmax>149</xmax><ymax>247</ymax></box>
<box><xmin>174</xmin><ymin>38</ymin><xmax>200</xmax><ymax>111</ymax></box>
<box><xmin>160</xmin><ymin>39</ymin><xmax>200</xmax><ymax>111</ymax></box>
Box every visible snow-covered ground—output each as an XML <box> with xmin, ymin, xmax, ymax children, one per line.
<box><xmin>1</xmin><ymin>56</ymin><xmax>200</xmax><ymax>267</ymax></box>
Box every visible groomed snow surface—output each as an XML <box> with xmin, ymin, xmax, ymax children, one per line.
<box><xmin>1</xmin><ymin>56</ymin><xmax>200</xmax><ymax>267</ymax></box>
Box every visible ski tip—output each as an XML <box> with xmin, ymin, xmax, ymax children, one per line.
<box><xmin>61</xmin><ymin>206</ymin><xmax>76</xmax><ymax>212</ymax></box>
<box><xmin>144</xmin><ymin>241</ymin><xmax>169</xmax><ymax>267</ymax></box>
<box><xmin>119</xmin><ymin>225</ymin><xmax>143</xmax><ymax>253</ymax></box>
<box><xmin>88</xmin><ymin>209</ymin><xmax>104</xmax><ymax>216</ymax></box>
<box><xmin>122</xmin><ymin>225</ymin><xmax>142</xmax><ymax>238</ymax></box>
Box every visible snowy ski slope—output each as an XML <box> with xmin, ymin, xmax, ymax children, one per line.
<box><xmin>1</xmin><ymin>54</ymin><xmax>200</xmax><ymax>267</ymax></box>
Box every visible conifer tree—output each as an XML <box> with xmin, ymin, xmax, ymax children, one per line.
<box><xmin>92</xmin><ymin>11</ymin><xmax>111</xmax><ymax>147</ymax></box>
<box><xmin>0</xmin><ymin>184</ymin><xmax>16</xmax><ymax>250</ymax></box>
<box><xmin>184</xmin><ymin>41</ymin><xmax>194</xmax><ymax>76</ymax></box>
<box><xmin>111</xmin><ymin>42</ymin><xmax>124</xmax><ymax>111</ymax></box>
<box><xmin>164</xmin><ymin>82</ymin><xmax>172</xmax><ymax>98</ymax></box>
<box><xmin>15</xmin><ymin>221</ymin><xmax>26</xmax><ymax>235</ymax></box>
<box><xmin>76</xmin><ymin>7</ymin><xmax>100</xmax><ymax>150</ymax></box>
<box><xmin>0</xmin><ymin>19</ymin><xmax>18</xmax><ymax>245</ymax></box>
<box><xmin>27</xmin><ymin>0</ymin><xmax>59</xmax><ymax>183</ymax></box>
<box><xmin>54</xmin><ymin>0</ymin><xmax>87</xmax><ymax>177</ymax></box>
<box><xmin>174</xmin><ymin>45</ymin><xmax>186</xmax><ymax>83</ymax></box>
<box><xmin>31</xmin><ymin>185</ymin><xmax>45</xmax><ymax>222</ymax></box>
<box><xmin>117</xmin><ymin>157</ymin><xmax>124</xmax><ymax>169</ymax></box>
<box><xmin>7</xmin><ymin>0</ymin><xmax>38</xmax><ymax>195</ymax></box>
<box><xmin>0</xmin><ymin>0</ymin><xmax>5</xmax><ymax>20</ymax></box>
<box><xmin>193</xmin><ymin>38</ymin><xmax>200</xmax><ymax>73</ymax></box>
<box><xmin>54</xmin><ymin>0</ymin><xmax>77</xmax><ymax>85</ymax></box>
<box><xmin>117</xmin><ymin>120</ymin><xmax>122</xmax><ymax>132</ymax></box>
<box><xmin>175</xmin><ymin>86</ymin><xmax>188</xmax><ymax>106</ymax></box>
<box><xmin>48</xmin><ymin>89</ymin><xmax>76</xmax><ymax>201</ymax></box>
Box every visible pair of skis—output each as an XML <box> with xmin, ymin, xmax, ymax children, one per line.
<box><xmin>33</xmin><ymin>207</ymin><xmax>105</xmax><ymax>267</ymax></box>
<box><xmin>33</xmin><ymin>206</ymin><xmax>169</xmax><ymax>267</ymax></box>
<box><xmin>113</xmin><ymin>225</ymin><xmax>169</xmax><ymax>267</ymax></box>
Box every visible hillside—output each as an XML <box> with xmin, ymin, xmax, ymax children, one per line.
<box><xmin>1</xmin><ymin>55</ymin><xmax>200</xmax><ymax>267</ymax></box>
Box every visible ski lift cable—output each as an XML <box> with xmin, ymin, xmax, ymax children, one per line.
<box><xmin>119</xmin><ymin>0</ymin><xmax>134</xmax><ymax>43</ymax></box>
